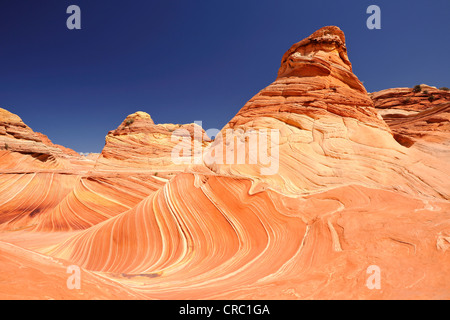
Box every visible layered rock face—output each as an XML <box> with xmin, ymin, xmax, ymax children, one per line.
<box><xmin>371</xmin><ymin>86</ymin><xmax>450</xmax><ymax>156</ymax></box>
<box><xmin>35</xmin><ymin>132</ymin><xmax>80</xmax><ymax>158</ymax></box>
<box><xmin>0</xmin><ymin>26</ymin><xmax>449</xmax><ymax>300</ymax></box>
<box><xmin>371</xmin><ymin>85</ymin><xmax>449</xmax><ymax>112</ymax></box>
<box><xmin>0</xmin><ymin>108</ymin><xmax>80</xmax><ymax>170</ymax></box>
<box><xmin>203</xmin><ymin>26</ymin><xmax>449</xmax><ymax>199</ymax></box>
<box><xmin>0</xmin><ymin>109</ymin><xmax>167</xmax><ymax>232</ymax></box>
<box><xmin>97</xmin><ymin>111</ymin><xmax>210</xmax><ymax>170</ymax></box>
<box><xmin>46</xmin><ymin>173</ymin><xmax>450</xmax><ymax>299</ymax></box>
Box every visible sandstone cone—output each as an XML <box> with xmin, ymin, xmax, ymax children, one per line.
<box><xmin>203</xmin><ymin>26</ymin><xmax>449</xmax><ymax>199</ymax></box>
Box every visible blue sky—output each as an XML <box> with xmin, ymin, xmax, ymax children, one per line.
<box><xmin>0</xmin><ymin>0</ymin><xmax>449</xmax><ymax>153</ymax></box>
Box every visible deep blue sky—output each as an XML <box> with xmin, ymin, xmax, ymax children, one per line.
<box><xmin>0</xmin><ymin>0</ymin><xmax>449</xmax><ymax>153</ymax></box>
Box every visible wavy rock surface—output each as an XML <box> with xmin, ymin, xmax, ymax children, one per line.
<box><xmin>202</xmin><ymin>27</ymin><xmax>449</xmax><ymax>200</ymax></box>
<box><xmin>46</xmin><ymin>173</ymin><xmax>450</xmax><ymax>299</ymax></box>
<box><xmin>0</xmin><ymin>26</ymin><xmax>449</xmax><ymax>300</ymax></box>
<box><xmin>0</xmin><ymin>172</ymin><xmax>167</xmax><ymax>232</ymax></box>
<box><xmin>0</xmin><ymin>241</ymin><xmax>144</xmax><ymax>299</ymax></box>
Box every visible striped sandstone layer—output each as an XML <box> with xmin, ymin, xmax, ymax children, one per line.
<box><xmin>203</xmin><ymin>27</ymin><xmax>449</xmax><ymax>200</ymax></box>
<box><xmin>0</xmin><ymin>26</ymin><xmax>449</xmax><ymax>299</ymax></box>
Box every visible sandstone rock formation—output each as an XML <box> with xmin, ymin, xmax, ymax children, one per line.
<box><xmin>0</xmin><ymin>108</ymin><xmax>80</xmax><ymax>171</ymax></box>
<box><xmin>0</xmin><ymin>109</ymin><xmax>167</xmax><ymax>232</ymax></box>
<box><xmin>45</xmin><ymin>173</ymin><xmax>450</xmax><ymax>299</ymax></box>
<box><xmin>371</xmin><ymin>85</ymin><xmax>449</xmax><ymax>112</ymax></box>
<box><xmin>96</xmin><ymin>111</ymin><xmax>211</xmax><ymax>171</ymax></box>
<box><xmin>0</xmin><ymin>26</ymin><xmax>449</xmax><ymax>300</ymax></box>
<box><xmin>35</xmin><ymin>132</ymin><xmax>80</xmax><ymax>157</ymax></box>
<box><xmin>371</xmin><ymin>86</ymin><xmax>450</xmax><ymax>156</ymax></box>
<box><xmin>202</xmin><ymin>27</ymin><xmax>449</xmax><ymax>201</ymax></box>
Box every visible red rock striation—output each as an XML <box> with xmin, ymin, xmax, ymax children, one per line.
<box><xmin>203</xmin><ymin>26</ymin><xmax>449</xmax><ymax>200</ymax></box>
<box><xmin>0</xmin><ymin>27</ymin><xmax>449</xmax><ymax>300</ymax></box>
<box><xmin>371</xmin><ymin>86</ymin><xmax>450</xmax><ymax>155</ymax></box>
<box><xmin>96</xmin><ymin>111</ymin><xmax>210</xmax><ymax>170</ymax></box>
<box><xmin>45</xmin><ymin>173</ymin><xmax>450</xmax><ymax>299</ymax></box>
<box><xmin>35</xmin><ymin>132</ymin><xmax>80</xmax><ymax>157</ymax></box>
<box><xmin>0</xmin><ymin>108</ymin><xmax>80</xmax><ymax>171</ymax></box>
<box><xmin>371</xmin><ymin>85</ymin><xmax>450</xmax><ymax>112</ymax></box>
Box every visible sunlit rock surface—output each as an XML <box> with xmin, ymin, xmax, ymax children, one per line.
<box><xmin>203</xmin><ymin>27</ymin><xmax>449</xmax><ymax>200</ymax></box>
<box><xmin>96</xmin><ymin>111</ymin><xmax>211</xmax><ymax>171</ymax></box>
<box><xmin>371</xmin><ymin>86</ymin><xmax>450</xmax><ymax>157</ymax></box>
<box><xmin>0</xmin><ymin>108</ymin><xmax>81</xmax><ymax>171</ymax></box>
<box><xmin>0</xmin><ymin>26</ymin><xmax>449</xmax><ymax>300</ymax></box>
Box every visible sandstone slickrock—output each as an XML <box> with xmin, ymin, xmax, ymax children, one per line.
<box><xmin>0</xmin><ymin>26</ymin><xmax>449</xmax><ymax>300</ymax></box>
<box><xmin>0</xmin><ymin>108</ymin><xmax>81</xmax><ymax>171</ymax></box>
<box><xmin>35</xmin><ymin>132</ymin><xmax>80</xmax><ymax>158</ymax></box>
<box><xmin>203</xmin><ymin>26</ymin><xmax>449</xmax><ymax>200</ymax></box>
<box><xmin>371</xmin><ymin>86</ymin><xmax>450</xmax><ymax>156</ymax></box>
<box><xmin>45</xmin><ymin>173</ymin><xmax>450</xmax><ymax>299</ymax></box>
<box><xmin>371</xmin><ymin>85</ymin><xmax>450</xmax><ymax>112</ymax></box>
<box><xmin>0</xmin><ymin>241</ymin><xmax>144</xmax><ymax>299</ymax></box>
<box><xmin>96</xmin><ymin>111</ymin><xmax>211</xmax><ymax>170</ymax></box>
<box><xmin>0</xmin><ymin>109</ymin><xmax>168</xmax><ymax>232</ymax></box>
